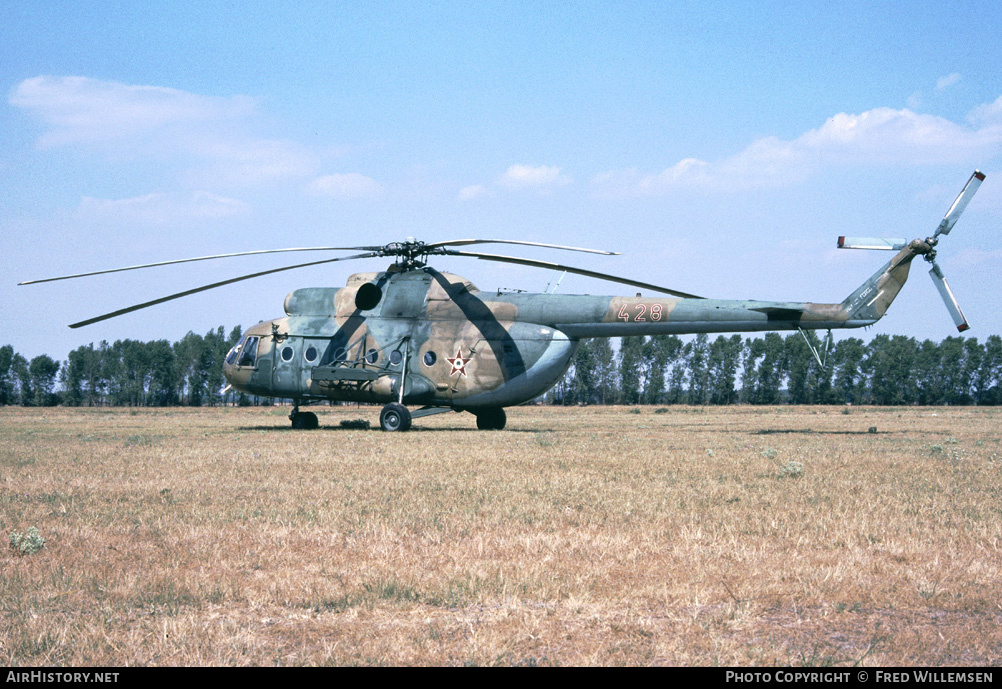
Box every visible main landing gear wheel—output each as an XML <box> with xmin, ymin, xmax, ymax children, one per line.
<box><xmin>380</xmin><ymin>403</ymin><xmax>412</xmax><ymax>432</ymax></box>
<box><xmin>475</xmin><ymin>408</ymin><xmax>506</xmax><ymax>430</ymax></box>
<box><xmin>290</xmin><ymin>410</ymin><xmax>318</xmax><ymax>430</ymax></box>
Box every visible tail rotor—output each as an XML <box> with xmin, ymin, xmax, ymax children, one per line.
<box><xmin>923</xmin><ymin>170</ymin><xmax>984</xmax><ymax>332</ymax></box>
<box><xmin>836</xmin><ymin>170</ymin><xmax>985</xmax><ymax>332</ymax></box>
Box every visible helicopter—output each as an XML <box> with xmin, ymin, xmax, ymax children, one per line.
<box><xmin>20</xmin><ymin>171</ymin><xmax>985</xmax><ymax>431</ymax></box>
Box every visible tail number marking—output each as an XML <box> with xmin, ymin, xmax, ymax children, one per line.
<box><xmin>618</xmin><ymin>304</ymin><xmax>664</xmax><ymax>322</ymax></box>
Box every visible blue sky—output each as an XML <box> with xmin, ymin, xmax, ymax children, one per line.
<box><xmin>3</xmin><ymin>1</ymin><xmax>1001</xmax><ymax>360</ymax></box>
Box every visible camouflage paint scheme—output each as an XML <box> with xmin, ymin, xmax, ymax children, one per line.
<box><xmin>222</xmin><ymin>238</ymin><xmax>929</xmax><ymax>411</ymax></box>
<box><xmin>18</xmin><ymin>171</ymin><xmax>979</xmax><ymax>429</ymax></box>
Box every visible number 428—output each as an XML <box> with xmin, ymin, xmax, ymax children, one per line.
<box><xmin>618</xmin><ymin>303</ymin><xmax>663</xmax><ymax>322</ymax></box>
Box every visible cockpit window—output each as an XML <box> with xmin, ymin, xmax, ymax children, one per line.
<box><xmin>237</xmin><ymin>336</ymin><xmax>260</xmax><ymax>367</ymax></box>
<box><xmin>226</xmin><ymin>334</ymin><xmax>245</xmax><ymax>366</ymax></box>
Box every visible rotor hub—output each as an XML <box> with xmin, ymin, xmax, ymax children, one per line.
<box><xmin>911</xmin><ymin>237</ymin><xmax>938</xmax><ymax>263</ymax></box>
<box><xmin>380</xmin><ymin>237</ymin><xmax>450</xmax><ymax>270</ymax></box>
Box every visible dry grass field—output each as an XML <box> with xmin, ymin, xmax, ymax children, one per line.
<box><xmin>2</xmin><ymin>403</ymin><xmax>1000</xmax><ymax>666</ymax></box>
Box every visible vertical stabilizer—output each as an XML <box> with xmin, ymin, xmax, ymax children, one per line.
<box><xmin>840</xmin><ymin>241</ymin><xmax>924</xmax><ymax>321</ymax></box>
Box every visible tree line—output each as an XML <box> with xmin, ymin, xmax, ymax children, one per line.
<box><xmin>0</xmin><ymin>326</ymin><xmax>245</xmax><ymax>407</ymax></box>
<box><xmin>2</xmin><ymin>330</ymin><xmax>1001</xmax><ymax>407</ymax></box>
<box><xmin>546</xmin><ymin>333</ymin><xmax>1002</xmax><ymax>407</ymax></box>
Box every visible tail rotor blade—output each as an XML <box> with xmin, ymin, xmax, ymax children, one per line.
<box><xmin>933</xmin><ymin>170</ymin><xmax>985</xmax><ymax>239</ymax></box>
<box><xmin>837</xmin><ymin>237</ymin><xmax>908</xmax><ymax>250</ymax></box>
<box><xmin>928</xmin><ymin>262</ymin><xmax>970</xmax><ymax>332</ymax></box>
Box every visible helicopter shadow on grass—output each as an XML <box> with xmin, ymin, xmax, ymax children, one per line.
<box><xmin>751</xmin><ymin>428</ymin><xmax>891</xmax><ymax>435</ymax></box>
<box><xmin>235</xmin><ymin>425</ymin><xmax>546</xmax><ymax>433</ymax></box>
<box><xmin>594</xmin><ymin>424</ymin><xmax>896</xmax><ymax>435</ymax></box>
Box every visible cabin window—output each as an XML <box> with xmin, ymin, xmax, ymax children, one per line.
<box><xmin>281</xmin><ymin>346</ymin><xmax>294</xmax><ymax>362</ymax></box>
<box><xmin>304</xmin><ymin>346</ymin><xmax>319</xmax><ymax>363</ymax></box>
<box><xmin>333</xmin><ymin>347</ymin><xmax>347</xmax><ymax>362</ymax></box>
<box><xmin>423</xmin><ymin>351</ymin><xmax>437</xmax><ymax>366</ymax></box>
<box><xmin>237</xmin><ymin>336</ymin><xmax>260</xmax><ymax>367</ymax></box>
<box><xmin>389</xmin><ymin>350</ymin><xmax>403</xmax><ymax>365</ymax></box>
<box><xmin>365</xmin><ymin>348</ymin><xmax>379</xmax><ymax>364</ymax></box>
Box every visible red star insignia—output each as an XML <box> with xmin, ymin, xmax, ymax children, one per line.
<box><xmin>447</xmin><ymin>348</ymin><xmax>473</xmax><ymax>377</ymax></box>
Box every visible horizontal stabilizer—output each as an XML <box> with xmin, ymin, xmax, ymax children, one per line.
<box><xmin>837</xmin><ymin>237</ymin><xmax>908</xmax><ymax>251</ymax></box>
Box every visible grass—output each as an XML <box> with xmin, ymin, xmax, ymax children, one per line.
<box><xmin>1</xmin><ymin>404</ymin><xmax>1000</xmax><ymax>666</ymax></box>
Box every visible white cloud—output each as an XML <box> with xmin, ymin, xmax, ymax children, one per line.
<box><xmin>592</xmin><ymin>100</ymin><xmax>1002</xmax><ymax>197</ymax></box>
<box><xmin>458</xmin><ymin>184</ymin><xmax>490</xmax><ymax>201</ymax></box>
<box><xmin>188</xmin><ymin>191</ymin><xmax>253</xmax><ymax>218</ymax></box>
<box><xmin>193</xmin><ymin>138</ymin><xmax>319</xmax><ymax>186</ymax></box>
<box><xmin>10</xmin><ymin>76</ymin><xmax>319</xmax><ymax>186</ymax></box>
<box><xmin>10</xmin><ymin>76</ymin><xmax>254</xmax><ymax>147</ymax></box>
<box><xmin>458</xmin><ymin>164</ymin><xmax>572</xmax><ymax>201</ymax></box>
<box><xmin>308</xmin><ymin>173</ymin><xmax>383</xmax><ymax>199</ymax></box>
<box><xmin>75</xmin><ymin>191</ymin><xmax>251</xmax><ymax>224</ymax></box>
<box><xmin>798</xmin><ymin>107</ymin><xmax>1001</xmax><ymax>164</ymax></box>
<box><xmin>497</xmin><ymin>164</ymin><xmax>572</xmax><ymax>190</ymax></box>
<box><xmin>936</xmin><ymin>73</ymin><xmax>961</xmax><ymax>90</ymax></box>
<box><xmin>967</xmin><ymin>95</ymin><xmax>1002</xmax><ymax>126</ymax></box>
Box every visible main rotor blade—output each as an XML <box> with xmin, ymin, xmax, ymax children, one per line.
<box><xmin>928</xmin><ymin>262</ymin><xmax>970</xmax><ymax>332</ymax></box>
<box><xmin>20</xmin><ymin>245</ymin><xmax>383</xmax><ymax>285</ymax></box>
<box><xmin>68</xmin><ymin>252</ymin><xmax>380</xmax><ymax>329</ymax></box>
<box><xmin>442</xmin><ymin>250</ymin><xmax>703</xmax><ymax>299</ymax></box>
<box><xmin>933</xmin><ymin>170</ymin><xmax>985</xmax><ymax>239</ymax></box>
<box><xmin>424</xmin><ymin>239</ymin><xmax>619</xmax><ymax>255</ymax></box>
